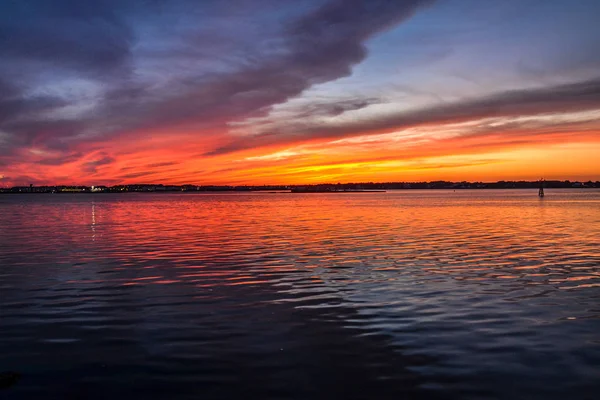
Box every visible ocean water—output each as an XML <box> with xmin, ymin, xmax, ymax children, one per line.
<box><xmin>0</xmin><ymin>190</ymin><xmax>599</xmax><ymax>399</ymax></box>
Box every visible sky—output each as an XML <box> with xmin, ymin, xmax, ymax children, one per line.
<box><xmin>0</xmin><ymin>0</ymin><xmax>599</xmax><ymax>186</ymax></box>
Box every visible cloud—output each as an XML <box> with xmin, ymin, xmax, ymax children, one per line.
<box><xmin>0</xmin><ymin>79</ymin><xmax>68</xmax><ymax>130</ymax></box>
<box><xmin>37</xmin><ymin>151</ymin><xmax>84</xmax><ymax>166</ymax></box>
<box><xmin>146</xmin><ymin>161</ymin><xmax>179</xmax><ymax>168</ymax></box>
<box><xmin>284</xmin><ymin>98</ymin><xmax>382</xmax><ymax>119</ymax></box>
<box><xmin>0</xmin><ymin>174</ymin><xmax>44</xmax><ymax>186</ymax></box>
<box><xmin>82</xmin><ymin>155</ymin><xmax>115</xmax><ymax>174</ymax></box>
<box><xmin>118</xmin><ymin>171</ymin><xmax>156</xmax><ymax>180</ymax></box>
<box><xmin>0</xmin><ymin>0</ymin><xmax>434</xmax><ymax>165</ymax></box>
<box><xmin>206</xmin><ymin>77</ymin><xmax>600</xmax><ymax>155</ymax></box>
<box><xmin>2</xmin><ymin>0</ymin><xmax>598</xmax><ymax>186</ymax></box>
<box><xmin>0</xmin><ymin>0</ymin><xmax>133</xmax><ymax>74</ymax></box>
<box><xmin>95</xmin><ymin>0</ymin><xmax>434</xmax><ymax>135</ymax></box>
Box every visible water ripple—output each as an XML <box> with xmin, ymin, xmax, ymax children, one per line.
<box><xmin>0</xmin><ymin>190</ymin><xmax>599</xmax><ymax>399</ymax></box>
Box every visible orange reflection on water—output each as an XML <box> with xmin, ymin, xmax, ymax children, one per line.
<box><xmin>1</xmin><ymin>190</ymin><xmax>599</xmax><ymax>293</ymax></box>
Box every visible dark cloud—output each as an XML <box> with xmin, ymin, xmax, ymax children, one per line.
<box><xmin>289</xmin><ymin>98</ymin><xmax>381</xmax><ymax>119</ymax></box>
<box><xmin>0</xmin><ymin>0</ymin><xmax>141</xmax><ymax>161</ymax></box>
<box><xmin>111</xmin><ymin>0</ymin><xmax>432</xmax><ymax>134</ymax></box>
<box><xmin>0</xmin><ymin>77</ymin><xmax>68</xmax><ymax>127</ymax></box>
<box><xmin>401</xmin><ymin>159</ymin><xmax>505</xmax><ymax>170</ymax></box>
<box><xmin>0</xmin><ymin>95</ymin><xmax>67</xmax><ymax>127</ymax></box>
<box><xmin>82</xmin><ymin>155</ymin><xmax>115</xmax><ymax>173</ymax></box>
<box><xmin>0</xmin><ymin>0</ymin><xmax>135</xmax><ymax>163</ymax></box>
<box><xmin>0</xmin><ymin>174</ymin><xmax>44</xmax><ymax>186</ymax></box>
<box><xmin>38</xmin><ymin>152</ymin><xmax>84</xmax><ymax>166</ymax></box>
<box><xmin>119</xmin><ymin>171</ymin><xmax>155</xmax><ymax>180</ymax></box>
<box><xmin>0</xmin><ymin>0</ymin><xmax>434</xmax><ymax>163</ymax></box>
<box><xmin>146</xmin><ymin>162</ymin><xmax>179</xmax><ymax>168</ymax></box>
<box><xmin>0</xmin><ymin>119</ymin><xmax>88</xmax><ymax>158</ymax></box>
<box><xmin>0</xmin><ymin>78</ymin><xmax>18</xmax><ymax>98</ymax></box>
<box><xmin>206</xmin><ymin>76</ymin><xmax>600</xmax><ymax>155</ymax></box>
<box><xmin>0</xmin><ymin>0</ymin><xmax>133</xmax><ymax>74</ymax></box>
<box><xmin>94</xmin><ymin>0</ymin><xmax>433</xmax><ymax>135</ymax></box>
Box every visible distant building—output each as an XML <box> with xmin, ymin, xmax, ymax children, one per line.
<box><xmin>60</xmin><ymin>187</ymin><xmax>85</xmax><ymax>193</ymax></box>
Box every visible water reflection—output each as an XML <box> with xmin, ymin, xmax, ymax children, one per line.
<box><xmin>0</xmin><ymin>190</ymin><xmax>599</xmax><ymax>399</ymax></box>
<box><xmin>91</xmin><ymin>202</ymin><xmax>96</xmax><ymax>241</ymax></box>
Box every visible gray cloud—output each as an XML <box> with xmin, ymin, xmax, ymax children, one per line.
<box><xmin>146</xmin><ymin>161</ymin><xmax>179</xmax><ymax>168</ymax></box>
<box><xmin>289</xmin><ymin>98</ymin><xmax>381</xmax><ymax>120</ymax></box>
<box><xmin>37</xmin><ymin>152</ymin><xmax>84</xmax><ymax>166</ymax></box>
<box><xmin>118</xmin><ymin>171</ymin><xmax>155</xmax><ymax>180</ymax></box>
<box><xmin>0</xmin><ymin>1</ymin><xmax>133</xmax><ymax>77</ymax></box>
<box><xmin>206</xmin><ymin>76</ymin><xmax>600</xmax><ymax>155</ymax></box>
<box><xmin>96</xmin><ymin>1</ymin><xmax>433</xmax><ymax>134</ymax></box>
<box><xmin>0</xmin><ymin>78</ymin><xmax>68</xmax><ymax>128</ymax></box>
<box><xmin>82</xmin><ymin>155</ymin><xmax>115</xmax><ymax>174</ymax></box>
<box><xmin>0</xmin><ymin>0</ymin><xmax>434</xmax><ymax>164</ymax></box>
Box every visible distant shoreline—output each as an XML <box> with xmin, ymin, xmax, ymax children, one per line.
<box><xmin>1</xmin><ymin>189</ymin><xmax>597</xmax><ymax>195</ymax></box>
<box><xmin>1</xmin><ymin>182</ymin><xmax>598</xmax><ymax>195</ymax></box>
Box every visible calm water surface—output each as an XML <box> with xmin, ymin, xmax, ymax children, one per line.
<box><xmin>1</xmin><ymin>190</ymin><xmax>599</xmax><ymax>399</ymax></box>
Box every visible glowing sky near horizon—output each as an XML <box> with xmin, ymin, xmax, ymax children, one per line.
<box><xmin>1</xmin><ymin>0</ymin><xmax>599</xmax><ymax>186</ymax></box>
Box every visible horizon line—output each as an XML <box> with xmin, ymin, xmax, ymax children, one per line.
<box><xmin>2</xmin><ymin>178</ymin><xmax>599</xmax><ymax>189</ymax></box>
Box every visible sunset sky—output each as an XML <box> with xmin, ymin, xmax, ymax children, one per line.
<box><xmin>1</xmin><ymin>0</ymin><xmax>599</xmax><ymax>186</ymax></box>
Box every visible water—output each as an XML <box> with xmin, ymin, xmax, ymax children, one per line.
<box><xmin>0</xmin><ymin>190</ymin><xmax>599</xmax><ymax>399</ymax></box>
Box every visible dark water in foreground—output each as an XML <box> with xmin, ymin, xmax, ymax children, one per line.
<box><xmin>1</xmin><ymin>190</ymin><xmax>599</xmax><ymax>399</ymax></box>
